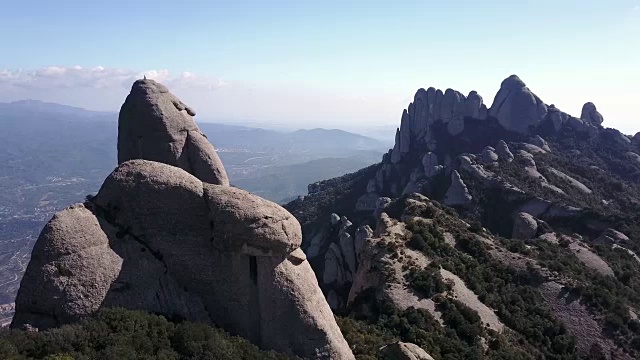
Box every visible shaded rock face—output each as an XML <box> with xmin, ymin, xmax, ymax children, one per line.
<box><xmin>481</xmin><ymin>146</ymin><xmax>499</xmax><ymax>164</ymax></box>
<box><xmin>118</xmin><ymin>79</ymin><xmax>229</xmax><ymax>186</ymax></box>
<box><xmin>444</xmin><ymin>170</ymin><xmax>472</xmax><ymax>206</ymax></box>
<box><xmin>512</xmin><ymin>212</ymin><xmax>538</xmax><ymax>239</ymax></box>
<box><xmin>495</xmin><ymin>140</ymin><xmax>514</xmax><ymax>162</ymax></box>
<box><xmin>13</xmin><ymin>80</ymin><xmax>353</xmax><ymax>360</ymax></box>
<box><xmin>580</xmin><ymin>102</ymin><xmax>604</xmax><ymax>125</ymax></box>
<box><xmin>389</xmin><ymin>86</ymin><xmax>488</xmax><ymax>164</ymax></box>
<box><xmin>489</xmin><ymin>75</ymin><xmax>548</xmax><ymax>133</ymax></box>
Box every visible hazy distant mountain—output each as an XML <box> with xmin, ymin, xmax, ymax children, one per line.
<box><xmin>0</xmin><ymin>99</ymin><xmax>114</xmax><ymax>119</ymax></box>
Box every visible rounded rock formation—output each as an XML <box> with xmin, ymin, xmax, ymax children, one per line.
<box><xmin>489</xmin><ymin>75</ymin><xmax>548</xmax><ymax>133</ymax></box>
<box><xmin>580</xmin><ymin>102</ymin><xmax>604</xmax><ymax>125</ymax></box>
<box><xmin>118</xmin><ymin>79</ymin><xmax>229</xmax><ymax>186</ymax></box>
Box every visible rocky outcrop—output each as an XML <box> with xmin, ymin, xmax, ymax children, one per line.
<box><xmin>545</xmin><ymin>167</ymin><xmax>592</xmax><ymax>194</ymax></box>
<box><xmin>481</xmin><ymin>146</ymin><xmax>499</xmax><ymax>165</ymax></box>
<box><xmin>595</xmin><ymin>228</ymin><xmax>630</xmax><ymax>246</ymax></box>
<box><xmin>381</xmin><ymin>342</ymin><xmax>435</xmax><ymax>360</ymax></box>
<box><xmin>464</xmin><ymin>91</ymin><xmax>488</xmax><ymax>119</ymax></box>
<box><xmin>546</xmin><ymin>105</ymin><xmax>570</xmax><ymax>131</ymax></box>
<box><xmin>532</xmin><ymin>135</ymin><xmax>551</xmax><ymax>152</ymax></box>
<box><xmin>444</xmin><ymin>171</ymin><xmax>472</xmax><ymax>206</ymax></box>
<box><xmin>389</xmin><ymin>86</ymin><xmax>488</xmax><ymax>164</ymax></box>
<box><xmin>422</xmin><ymin>152</ymin><xmax>441</xmax><ymax>178</ymax></box>
<box><xmin>495</xmin><ymin>140</ymin><xmax>514</xmax><ymax>162</ymax></box>
<box><xmin>118</xmin><ymin>79</ymin><xmax>228</xmax><ymax>186</ymax></box>
<box><xmin>323</xmin><ymin>243</ymin><xmax>349</xmax><ymax>286</ymax></box>
<box><xmin>13</xmin><ymin>80</ymin><xmax>354</xmax><ymax>360</ymax></box>
<box><xmin>375</xmin><ymin>197</ymin><xmax>392</xmax><ymax>219</ymax></box>
<box><xmin>489</xmin><ymin>75</ymin><xmax>547</xmax><ymax>133</ymax></box>
<box><xmin>580</xmin><ymin>102</ymin><xmax>604</xmax><ymax>125</ymax></box>
<box><xmin>512</xmin><ymin>212</ymin><xmax>538</xmax><ymax>239</ymax></box>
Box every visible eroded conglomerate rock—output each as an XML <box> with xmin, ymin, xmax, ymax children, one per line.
<box><xmin>495</xmin><ymin>140</ymin><xmax>514</xmax><ymax>162</ymax></box>
<box><xmin>444</xmin><ymin>170</ymin><xmax>472</xmax><ymax>206</ymax></box>
<box><xmin>580</xmin><ymin>102</ymin><xmax>604</xmax><ymax>125</ymax></box>
<box><xmin>13</xmin><ymin>80</ymin><xmax>354</xmax><ymax>360</ymax></box>
<box><xmin>14</xmin><ymin>161</ymin><xmax>353</xmax><ymax>359</ymax></box>
<box><xmin>489</xmin><ymin>75</ymin><xmax>548</xmax><ymax>133</ymax></box>
<box><xmin>512</xmin><ymin>212</ymin><xmax>538</xmax><ymax>240</ymax></box>
<box><xmin>118</xmin><ymin>79</ymin><xmax>229</xmax><ymax>186</ymax></box>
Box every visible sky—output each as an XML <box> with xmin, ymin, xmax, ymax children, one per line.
<box><xmin>0</xmin><ymin>0</ymin><xmax>639</xmax><ymax>135</ymax></box>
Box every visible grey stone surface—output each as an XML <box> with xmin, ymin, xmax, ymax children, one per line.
<box><xmin>340</xmin><ymin>232</ymin><xmax>357</xmax><ymax>275</ymax></box>
<box><xmin>323</xmin><ymin>243</ymin><xmax>347</xmax><ymax>285</ymax></box>
<box><xmin>495</xmin><ymin>140</ymin><xmax>514</xmax><ymax>162</ymax></box>
<box><xmin>118</xmin><ymin>79</ymin><xmax>229</xmax><ymax>186</ymax></box>
<box><xmin>489</xmin><ymin>75</ymin><xmax>548</xmax><ymax>133</ymax></box>
<box><xmin>444</xmin><ymin>171</ymin><xmax>472</xmax><ymax>206</ymax></box>
<box><xmin>580</xmin><ymin>102</ymin><xmax>604</xmax><ymax>125</ymax></box>
<box><xmin>512</xmin><ymin>212</ymin><xmax>538</xmax><ymax>240</ymax></box>
<box><xmin>375</xmin><ymin>197</ymin><xmax>392</xmax><ymax>218</ymax></box>
<box><xmin>532</xmin><ymin>135</ymin><xmax>551</xmax><ymax>152</ymax></box>
<box><xmin>355</xmin><ymin>225</ymin><xmax>373</xmax><ymax>257</ymax></box>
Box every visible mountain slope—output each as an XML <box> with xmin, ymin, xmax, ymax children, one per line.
<box><xmin>285</xmin><ymin>75</ymin><xmax>640</xmax><ymax>359</ymax></box>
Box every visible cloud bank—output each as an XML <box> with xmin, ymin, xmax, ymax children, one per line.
<box><xmin>0</xmin><ymin>66</ymin><xmax>404</xmax><ymax>135</ymax></box>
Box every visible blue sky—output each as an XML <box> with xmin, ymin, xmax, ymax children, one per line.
<box><xmin>1</xmin><ymin>0</ymin><xmax>638</xmax><ymax>135</ymax></box>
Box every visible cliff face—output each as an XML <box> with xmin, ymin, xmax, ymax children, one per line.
<box><xmin>286</xmin><ymin>75</ymin><xmax>640</xmax><ymax>359</ymax></box>
<box><xmin>12</xmin><ymin>79</ymin><xmax>354</xmax><ymax>360</ymax></box>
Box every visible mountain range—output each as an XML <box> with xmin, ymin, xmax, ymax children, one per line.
<box><xmin>2</xmin><ymin>74</ymin><xmax>640</xmax><ymax>359</ymax></box>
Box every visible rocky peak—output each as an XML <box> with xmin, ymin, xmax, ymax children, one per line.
<box><xmin>488</xmin><ymin>74</ymin><xmax>548</xmax><ymax>133</ymax></box>
<box><xmin>580</xmin><ymin>102</ymin><xmax>604</xmax><ymax>125</ymax></box>
<box><xmin>118</xmin><ymin>78</ymin><xmax>229</xmax><ymax>186</ymax></box>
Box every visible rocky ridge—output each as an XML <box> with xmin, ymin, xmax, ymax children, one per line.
<box><xmin>286</xmin><ymin>74</ymin><xmax>640</xmax><ymax>358</ymax></box>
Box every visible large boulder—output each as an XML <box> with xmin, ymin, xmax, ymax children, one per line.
<box><xmin>580</xmin><ymin>102</ymin><xmax>604</xmax><ymax>125</ymax></box>
<box><xmin>482</xmin><ymin>146</ymin><xmax>499</xmax><ymax>164</ymax></box>
<box><xmin>532</xmin><ymin>135</ymin><xmax>551</xmax><ymax>152</ymax></box>
<box><xmin>118</xmin><ymin>79</ymin><xmax>229</xmax><ymax>186</ymax></box>
<box><xmin>489</xmin><ymin>75</ymin><xmax>548</xmax><ymax>133</ymax></box>
<box><xmin>595</xmin><ymin>228</ymin><xmax>630</xmax><ymax>245</ymax></box>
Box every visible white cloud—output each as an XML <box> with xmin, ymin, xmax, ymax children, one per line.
<box><xmin>0</xmin><ymin>66</ymin><xmax>227</xmax><ymax>92</ymax></box>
